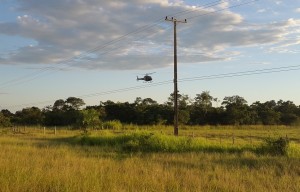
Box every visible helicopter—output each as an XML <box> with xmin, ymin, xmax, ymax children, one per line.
<box><xmin>136</xmin><ymin>72</ymin><xmax>155</xmax><ymax>82</ymax></box>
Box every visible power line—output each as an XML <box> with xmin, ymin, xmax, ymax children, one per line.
<box><xmin>0</xmin><ymin>0</ymin><xmax>250</xmax><ymax>89</ymax></box>
<box><xmin>3</xmin><ymin>64</ymin><xmax>299</xmax><ymax>110</ymax></box>
<box><xmin>179</xmin><ymin>64</ymin><xmax>300</xmax><ymax>82</ymax></box>
<box><xmin>0</xmin><ymin>18</ymin><xmax>170</xmax><ymax>87</ymax></box>
<box><xmin>0</xmin><ymin>24</ymin><xmax>175</xmax><ymax>89</ymax></box>
<box><xmin>1</xmin><ymin>0</ymin><xmax>271</xmax><ymax>110</ymax></box>
<box><xmin>186</xmin><ymin>0</ymin><xmax>259</xmax><ymax>20</ymax></box>
<box><xmin>167</xmin><ymin>0</ymin><xmax>225</xmax><ymax>18</ymax></box>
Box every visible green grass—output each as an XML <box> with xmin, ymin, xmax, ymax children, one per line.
<box><xmin>0</xmin><ymin>126</ymin><xmax>300</xmax><ymax>191</ymax></box>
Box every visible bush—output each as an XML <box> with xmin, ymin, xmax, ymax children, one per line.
<box><xmin>122</xmin><ymin>132</ymin><xmax>195</xmax><ymax>152</ymax></box>
<box><xmin>0</xmin><ymin>113</ymin><xmax>11</xmax><ymax>127</ymax></box>
<box><xmin>102</xmin><ymin>120</ymin><xmax>122</xmax><ymax>130</ymax></box>
<box><xmin>75</xmin><ymin>132</ymin><xmax>262</xmax><ymax>154</ymax></box>
<box><xmin>264</xmin><ymin>137</ymin><xmax>290</xmax><ymax>156</ymax></box>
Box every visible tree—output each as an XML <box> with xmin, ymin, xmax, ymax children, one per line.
<box><xmin>166</xmin><ymin>93</ymin><xmax>191</xmax><ymax>124</ymax></box>
<box><xmin>85</xmin><ymin>105</ymin><xmax>106</xmax><ymax>122</ymax></box>
<box><xmin>81</xmin><ymin>109</ymin><xmax>101</xmax><ymax>129</ymax></box>
<box><xmin>1</xmin><ymin>109</ymin><xmax>14</xmax><ymax>118</ymax></box>
<box><xmin>65</xmin><ymin>97</ymin><xmax>85</xmax><ymax>110</ymax></box>
<box><xmin>134</xmin><ymin>97</ymin><xmax>143</xmax><ymax>105</ymax></box>
<box><xmin>194</xmin><ymin>91</ymin><xmax>214</xmax><ymax>108</ymax></box>
<box><xmin>276</xmin><ymin>100</ymin><xmax>299</xmax><ymax>125</ymax></box>
<box><xmin>141</xmin><ymin>98</ymin><xmax>158</xmax><ymax>106</ymax></box>
<box><xmin>102</xmin><ymin>101</ymin><xmax>137</xmax><ymax>124</ymax></box>
<box><xmin>190</xmin><ymin>91</ymin><xmax>216</xmax><ymax>125</ymax></box>
<box><xmin>63</xmin><ymin>110</ymin><xmax>83</xmax><ymax>127</ymax></box>
<box><xmin>135</xmin><ymin>97</ymin><xmax>160</xmax><ymax>125</ymax></box>
<box><xmin>0</xmin><ymin>112</ymin><xmax>11</xmax><ymax>127</ymax></box>
<box><xmin>142</xmin><ymin>105</ymin><xmax>167</xmax><ymax>125</ymax></box>
<box><xmin>222</xmin><ymin>95</ymin><xmax>247</xmax><ymax>106</ymax></box>
<box><xmin>44</xmin><ymin>98</ymin><xmax>86</xmax><ymax>126</ymax></box>
<box><xmin>53</xmin><ymin>99</ymin><xmax>65</xmax><ymax>111</ymax></box>
<box><xmin>251</xmin><ymin>101</ymin><xmax>280</xmax><ymax>125</ymax></box>
<box><xmin>166</xmin><ymin>93</ymin><xmax>192</xmax><ymax>108</ymax></box>
<box><xmin>43</xmin><ymin>110</ymin><xmax>65</xmax><ymax>126</ymax></box>
<box><xmin>222</xmin><ymin>95</ymin><xmax>254</xmax><ymax>125</ymax></box>
<box><xmin>13</xmin><ymin>107</ymin><xmax>43</xmax><ymax>125</ymax></box>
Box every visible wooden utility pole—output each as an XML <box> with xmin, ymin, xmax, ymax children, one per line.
<box><xmin>165</xmin><ymin>16</ymin><xmax>187</xmax><ymax>136</ymax></box>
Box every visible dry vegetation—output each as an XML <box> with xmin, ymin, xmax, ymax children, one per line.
<box><xmin>0</xmin><ymin>126</ymin><xmax>299</xmax><ymax>192</ymax></box>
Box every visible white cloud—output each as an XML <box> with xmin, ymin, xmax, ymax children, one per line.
<box><xmin>257</xmin><ymin>9</ymin><xmax>266</xmax><ymax>13</ymax></box>
<box><xmin>268</xmin><ymin>38</ymin><xmax>300</xmax><ymax>54</ymax></box>
<box><xmin>296</xmin><ymin>8</ymin><xmax>300</xmax><ymax>13</ymax></box>
<box><xmin>0</xmin><ymin>0</ymin><xmax>299</xmax><ymax>70</ymax></box>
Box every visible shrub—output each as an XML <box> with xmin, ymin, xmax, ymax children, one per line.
<box><xmin>122</xmin><ymin>132</ymin><xmax>195</xmax><ymax>152</ymax></box>
<box><xmin>75</xmin><ymin>132</ymin><xmax>261</xmax><ymax>154</ymax></box>
<box><xmin>102</xmin><ymin>120</ymin><xmax>122</xmax><ymax>130</ymax></box>
<box><xmin>264</xmin><ymin>137</ymin><xmax>290</xmax><ymax>156</ymax></box>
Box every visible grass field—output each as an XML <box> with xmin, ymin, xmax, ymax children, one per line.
<box><xmin>0</xmin><ymin>126</ymin><xmax>299</xmax><ymax>192</ymax></box>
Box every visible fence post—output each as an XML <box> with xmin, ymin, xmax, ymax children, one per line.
<box><xmin>43</xmin><ymin>127</ymin><xmax>46</xmax><ymax>135</ymax></box>
<box><xmin>232</xmin><ymin>133</ymin><xmax>235</xmax><ymax>145</ymax></box>
<box><xmin>54</xmin><ymin>126</ymin><xmax>56</xmax><ymax>135</ymax></box>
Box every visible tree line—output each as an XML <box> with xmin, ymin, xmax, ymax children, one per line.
<box><xmin>1</xmin><ymin>92</ymin><xmax>300</xmax><ymax>128</ymax></box>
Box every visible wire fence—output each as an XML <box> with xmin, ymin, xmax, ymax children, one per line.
<box><xmin>3</xmin><ymin>126</ymin><xmax>299</xmax><ymax>146</ymax></box>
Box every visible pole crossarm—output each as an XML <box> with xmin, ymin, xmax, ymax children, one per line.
<box><xmin>165</xmin><ymin>16</ymin><xmax>187</xmax><ymax>24</ymax></box>
<box><xmin>165</xmin><ymin>16</ymin><xmax>187</xmax><ymax>136</ymax></box>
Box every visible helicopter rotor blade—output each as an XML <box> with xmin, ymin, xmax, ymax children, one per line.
<box><xmin>145</xmin><ymin>72</ymin><xmax>156</xmax><ymax>75</ymax></box>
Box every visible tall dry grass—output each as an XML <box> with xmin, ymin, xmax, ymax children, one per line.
<box><xmin>0</xmin><ymin>127</ymin><xmax>299</xmax><ymax>191</ymax></box>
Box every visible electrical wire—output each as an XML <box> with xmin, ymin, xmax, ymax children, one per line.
<box><xmin>186</xmin><ymin>0</ymin><xmax>259</xmax><ymax>20</ymax></box>
<box><xmin>167</xmin><ymin>0</ymin><xmax>225</xmax><ymax>18</ymax></box>
<box><xmin>1</xmin><ymin>0</ymin><xmax>274</xmax><ymax>110</ymax></box>
<box><xmin>0</xmin><ymin>18</ymin><xmax>170</xmax><ymax>87</ymax></box>
<box><xmin>3</xmin><ymin>63</ymin><xmax>299</xmax><ymax>110</ymax></box>
<box><xmin>0</xmin><ymin>0</ymin><xmax>244</xmax><ymax>89</ymax></box>
<box><xmin>0</xmin><ymin>24</ymin><xmax>175</xmax><ymax>89</ymax></box>
<box><xmin>179</xmin><ymin>64</ymin><xmax>300</xmax><ymax>82</ymax></box>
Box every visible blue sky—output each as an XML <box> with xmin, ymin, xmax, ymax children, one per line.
<box><xmin>1</xmin><ymin>0</ymin><xmax>300</xmax><ymax>112</ymax></box>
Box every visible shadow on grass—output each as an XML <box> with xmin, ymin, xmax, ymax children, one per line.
<box><xmin>32</xmin><ymin>133</ymin><xmax>259</xmax><ymax>154</ymax></box>
<box><xmin>23</xmin><ymin>132</ymin><xmax>296</xmax><ymax>159</ymax></box>
<box><xmin>213</xmin><ymin>155</ymin><xmax>300</xmax><ymax>177</ymax></box>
